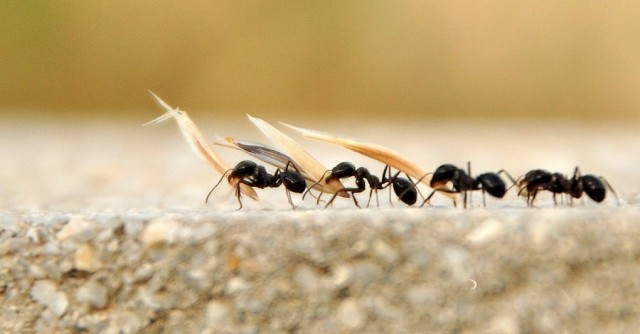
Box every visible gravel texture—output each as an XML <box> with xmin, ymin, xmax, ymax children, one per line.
<box><xmin>1</xmin><ymin>118</ymin><xmax>639</xmax><ymax>333</ymax></box>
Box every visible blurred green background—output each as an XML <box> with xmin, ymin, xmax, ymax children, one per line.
<box><xmin>2</xmin><ymin>1</ymin><xmax>639</xmax><ymax>121</ymax></box>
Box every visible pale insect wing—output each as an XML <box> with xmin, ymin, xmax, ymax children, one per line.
<box><xmin>215</xmin><ymin>137</ymin><xmax>302</xmax><ymax>172</ymax></box>
<box><xmin>146</xmin><ymin>92</ymin><xmax>258</xmax><ymax>200</ymax></box>
<box><xmin>280</xmin><ymin>123</ymin><xmax>457</xmax><ymax>200</ymax></box>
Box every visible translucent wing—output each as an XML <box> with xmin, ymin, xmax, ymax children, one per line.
<box><xmin>214</xmin><ymin>137</ymin><xmax>304</xmax><ymax>172</ymax></box>
<box><xmin>247</xmin><ymin>115</ymin><xmax>348</xmax><ymax>197</ymax></box>
<box><xmin>145</xmin><ymin>92</ymin><xmax>258</xmax><ymax>200</ymax></box>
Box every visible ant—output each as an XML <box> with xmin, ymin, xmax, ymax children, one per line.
<box><xmin>304</xmin><ymin>163</ymin><xmax>418</xmax><ymax>208</ymax></box>
<box><xmin>418</xmin><ymin>162</ymin><xmax>513</xmax><ymax>208</ymax></box>
<box><xmin>518</xmin><ymin>167</ymin><xmax>620</xmax><ymax>207</ymax></box>
<box><xmin>206</xmin><ymin>160</ymin><xmax>306</xmax><ymax>210</ymax></box>
<box><xmin>516</xmin><ymin>169</ymin><xmax>567</xmax><ymax>206</ymax></box>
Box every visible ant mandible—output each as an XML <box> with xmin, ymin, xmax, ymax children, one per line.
<box><xmin>206</xmin><ymin>160</ymin><xmax>306</xmax><ymax>210</ymax></box>
<box><xmin>420</xmin><ymin>162</ymin><xmax>513</xmax><ymax>208</ymax></box>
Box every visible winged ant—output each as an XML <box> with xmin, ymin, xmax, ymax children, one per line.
<box><xmin>206</xmin><ymin>160</ymin><xmax>306</xmax><ymax>210</ymax></box>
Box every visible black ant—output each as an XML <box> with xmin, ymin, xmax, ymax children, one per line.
<box><xmin>518</xmin><ymin>167</ymin><xmax>619</xmax><ymax>207</ymax></box>
<box><xmin>517</xmin><ymin>169</ymin><xmax>568</xmax><ymax>206</ymax></box>
<box><xmin>418</xmin><ymin>162</ymin><xmax>513</xmax><ymax>208</ymax></box>
<box><xmin>206</xmin><ymin>160</ymin><xmax>306</xmax><ymax>210</ymax></box>
<box><xmin>304</xmin><ymin>163</ymin><xmax>418</xmax><ymax>208</ymax></box>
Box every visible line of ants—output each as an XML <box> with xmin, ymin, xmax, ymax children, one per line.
<box><xmin>208</xmin><ymin>160</ymin><xmax>620</xmax><ymax>210</ymax></box>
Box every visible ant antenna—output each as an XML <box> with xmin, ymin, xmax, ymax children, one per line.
<box><xmin>397</xmin><ymin>171</ymin><xmax>432</xmax><ymax>205</ymax></box>
<box><xmin>467</xmin><ymin>161</ymin><xmax>473</xmax><ymax>207</ymax></box>
<box><xmin>302</xmin><ymin>169</ymin><xmax>331</xmax><ymax>201</ymax></box>
<box><xmin>205</xmin><ymin>168</ymin><xmax>234</xmax><ymax>204</ymax></box>
<box><xmin>497</xmin><ymin>169</ymin><xmax>517</xmax><ymax>187</ymax></box>
<box><xmin>599</xmin><ymin>177</ymin><xmax>621</xmax><ymax>206</ymax></box>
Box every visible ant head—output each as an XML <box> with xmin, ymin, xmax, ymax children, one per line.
<box><xmin>328</xmin><ymin>162</ymin><xmax>357</xmax><ymax>181</ymax></box>
<box><xmin>523</xmin><ymin>169</ymin><xmax>553</xmax><ymax>187</ymax></box>
<box><xmin>431</xmin><ymin>164</ymin><xmax>459</xmax><ymax>188</ymax></box>
<box><xmin>230</xmin><ymin>160</ymin><xmax>258</xmax><ymax>180</ymax></box>
<box><xmin>581</xmin><ymin>175</ymin><xmax>606</xmax><ymax>202</ymax></box>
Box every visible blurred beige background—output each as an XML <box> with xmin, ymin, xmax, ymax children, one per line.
<box><xmin>1</xmin><ymin>1</ymin><xmax>639</xmax><ymax>122</ymax></box>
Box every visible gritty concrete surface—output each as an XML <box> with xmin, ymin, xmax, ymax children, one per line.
<box><xmin>1</xmin><ymin>117</ymin><xmax>639</xmax><ymax>333</ymax></box>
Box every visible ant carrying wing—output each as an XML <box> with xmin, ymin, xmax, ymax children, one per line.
<box><xmin>280</xmin><ymin>123</ymin><xmax>456</xmax><ymax>201</ymax></box>
<box><xmin>246</xmin><ymin>115</ymin><xmax>348</xmax><ymax>198</ymax></box>
<box><xmin>144</xmin><ymin>92</ymin><xmax>258</xmax><ymax>200</ymax></box>
<box><xmin>215</xmin><ymin>137</ymin><xmax>328</xmax><ymax>197</ymax></box>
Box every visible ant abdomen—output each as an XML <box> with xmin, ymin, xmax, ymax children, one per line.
<box><xmin>476</xmin><ymin>173</ymin><xmax>507</xmax><ymax>198</ymax></box>
<box><xmin>281</xmin><ymin>172</ymin><xmax>307</xmax><ymax>194</ymax></box>
<box><xmin>393</xmin><ymin>177</ymin><xmax>417</xmax><ymax>206</ymax></box>
<box><xmin>581</xmin><ymin>175</ymin><xmax>606</xmax><ymax>202</ymax></box>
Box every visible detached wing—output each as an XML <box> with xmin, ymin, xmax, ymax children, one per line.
<box><xmin>145</xmin><ymin>92</ymin><xmax>258</xmax><ymax>200</ymax></box>
<box><xmin>280</xmin><ymin>123</ymin><xmax>438</xmax><ymax>190</ymax></box>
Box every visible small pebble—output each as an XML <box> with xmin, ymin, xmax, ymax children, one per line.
<box><xmin>206</xmin><ymin>301</ymin><xmax>229</xmax><ymax>324</ymax></box>
<box><xmin>337</xmin><ymin>298</ymin><xmax>365</xmax><ymax>330</ymax></box>
<box><xmin>30</xmin><ymin>280</ymin><xmax>69</xmax><ymax>317</ymax></box>
<box><xmin>466</xmin><ymin>218</ymin><xmax>503</xmax><ymax>246</ymax></box>
<box><xmin>140</xmin><ymin>219</ymin><xmax>182</xmax><ymax>247</ymax></box>
<box><xmin>74</xmin><ymin>243</ymin><xmax>102</xmax><ymax>272</ymax></box>
<box><xmin>76</xmin><ymin>281</ymin><xmax>108</xmax><ymax>308</ymax></box>
<box><xmin>57</xmin><ymin>216</ymin><xmax>96</xmax><ymax>242</ymax></box>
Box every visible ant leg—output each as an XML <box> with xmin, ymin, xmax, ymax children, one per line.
<box><xmin>600</xmin><ymin>176</ymin><xmax>621</xmax><ymax>205</ymax></box>
<box><xmin>374</xmin><ymin>188</ymin><xmax>380</xmax><ymax>207</ymax></box>
<box><xmin>326</xmin><ymin>185</ymin><xmax>365</xmax><ymax>209</ymax></box>
<box><xmin>393</xmin><ymin>172</ymin><xmax>430</xmax><ymax>206</ymax></box>
<box><xmin>324</xmin><ymin>190</ymin><xmax>343</xmax><ymax>208</ymax></box>
<box><xmin>404</xmin><ymin>174</ymin><xmax>425</xmax><ymax>202</ymax></box>
<box><xmin>466</xmin><ymin>162</ymin><xmax>473</xmax><ymax>208</ymax></box>
<box><xmin>235</xmin><ymin>185</ymin><xmax>244</xmax><ymax>210</ymax></box>
<box><xmin>206</xmin><ymin>169</ymin><xmax>233</xmax><ymax>204</ymax></box>
<box><xmin>573</xmin><ymin>166</ymin><xmax>582</xmax><ymax>178</ymax></box>
<box><xmin>420</xmin><ymin>190</ymin><xmax>437</xmax><ymax>208</ymax></box>
<box><xmin>528</xmin><ymin>191</ymin><xmax>540</xmax><ymax>208</ymax></box>
<box><xmin>286</xmin><ymin>189</ymin><xmax>296</xmax><ymax>210</ymax></box>
<box><xmin>303</xmin><ymin>170</ymin><xmax>330</xmax><ymax>201</ymax></box>
<box><xmin>381</xmin><ymin>165</ymin><xmax>395</xmax><ymax>207</ymax></box>
<box><xmin>497</xmin><ymin>170</ymin><xmax>518</xmax><ymax>188</ymax></box>
<box><xmin>463</xmin><ymin>191</ymin><xmax>468</xmax><ymax>209</ymax></box>
<box><xmin>366</xmin><ymin>188</ymin><xmax>379</xmax><ymax>208</ymax></box>
<box><xmin>482</xmin><ymin>189</ymin><xmax>487</xmax><ymax>207</ymax></box>
<box><xmin>421</xmin><ymin>188</ymin><xmax>458</xmax><ymax>207</ymax></box>
<box><xmin>284</xmin><ymin>160</ymin><xmax>298</xmax><ymax>172</ymax></box>
<box><xmin>351</xmin><ymin>194</ymin><xmax>361</xmax><ymax>208</ymax></box>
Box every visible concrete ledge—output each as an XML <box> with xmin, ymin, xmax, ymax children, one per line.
<box><xmin>2</xmin><ymin>207</ymin><xmax>640</xmax><ymax>333</ymax></box>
